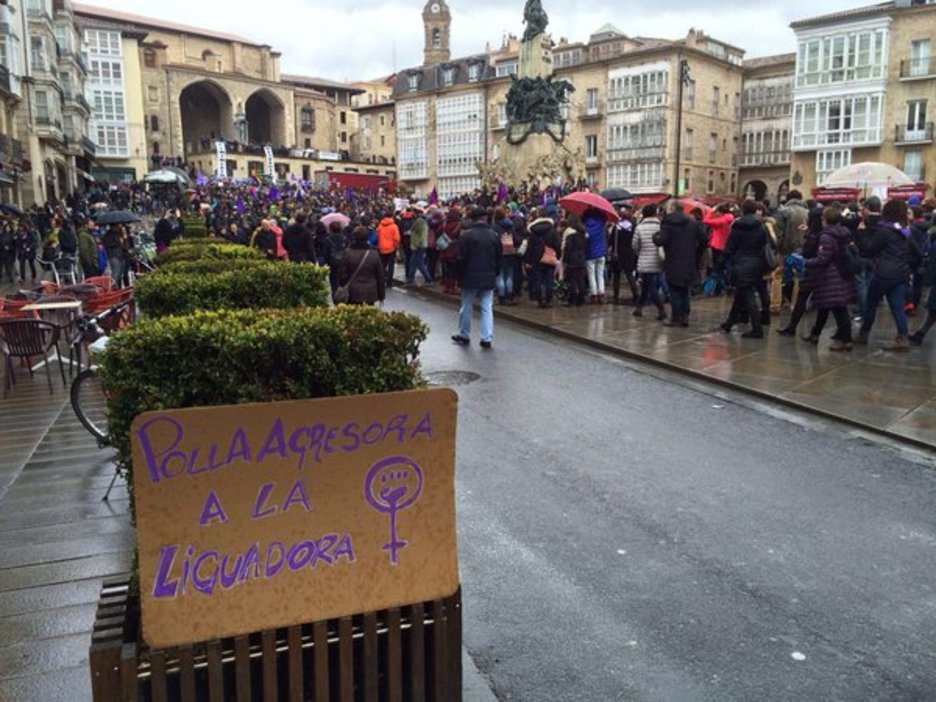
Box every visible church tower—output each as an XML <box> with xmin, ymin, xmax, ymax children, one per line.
<box><xmin>422</xmin><ymin>0</ymin><xmax>451</xmax><ymax>65</ymax></box>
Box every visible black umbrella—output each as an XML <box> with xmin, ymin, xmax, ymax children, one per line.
<box><xmin>95</xmin><ymin>210</ymin><xmax>140</xmax><ymax>225</ymax></box>
<box><xmin>0</xmin><ymin>202</ymin><xmax>23</xmax><ymax>216</ymax></box>
<box><xmin>601</xmin><ymin>188</ymin><xmax>633</xmax><ymax>203</ymax></box>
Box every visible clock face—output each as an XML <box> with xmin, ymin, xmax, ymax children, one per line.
<box><xmin>431</xmin><ymin>3</ymin><xmax>440</xmax><ymax>11</ymax></box>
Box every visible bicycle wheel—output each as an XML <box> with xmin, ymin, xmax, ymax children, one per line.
<box><xmin>71</xmin><ymin>368</ymin><xmax>110</xmax><ymax>447</ymax></box>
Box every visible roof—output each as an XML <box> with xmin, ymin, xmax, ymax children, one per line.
<box><xmin>743</xmin><ymin>52</ymin><xmax>796</xmax><ymax>70</ymax></box>
<box><xmin>590</xmin><ymin>23</ymin><xmax>625</xmax><ymax>38</ymax></box>
<box><xmin>353</xmin><ymin>100</ymin><xmax>396</xmax><ymax>112</ymax></box>
<box><xmin>72</xmin><ymin>3</ymin><xmax>266</xmax><ymax>46</ymax></box>
<box><xmin>392</xmin><ymin>54</ymin><xmax>491</xmax><ymax>97</ymax></box>
<box><xmin>281</xmin><ymin>74</ymin><xmax>366</xmax><ymax>94</ymax></box>
<box><xmin>790</xmin><ymin>2</ymin><xmax>893</xmax><ymax>28</ymax></box>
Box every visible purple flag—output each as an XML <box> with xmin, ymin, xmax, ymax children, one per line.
<box><xmin>497</xmin><ymin>182</ymin><xmax>508</xmax><ymax>203</ymax></box>
<box><xmin>269</xmin><ymin>186</ymin><xmax>280</xmax><ymax>201</ymax></box>
<box><xmin>195</xmin><ymin>173</ymin><xmax>208</xmax><ymax>186</ymax></box>
<box><xmin>429</xmin><ymin>187</ymin><xmax>439</xmax><ymax>206</ymax></box>
<box><xmin>235</xmin><ymin>198</ymin><xmax>245</xmax><ymax>214</ymax></box>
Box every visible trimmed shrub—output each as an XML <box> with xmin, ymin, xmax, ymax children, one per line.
<box><xmin>135</xmin><ymin>262</ymin><xmax>331</xmax><ymax>317</ymax></box>
<box><xmin>156</xmin><ymin>242</ymin><xmax>265</xmax><ymax>266</ymax></box>
<box><xmin>181</xmin><ymin>213</ymin><xmax>207</xmax><ymax>238</ymax></box>
<box><xmin>99</xmin><ymin>305</ymin><xmax>429</xmax><ymax>512</ymax></box>
<box><xmin>156</xmin><ymin>258</ymin><xmax>273</xmax><ymax>276</ymax></box>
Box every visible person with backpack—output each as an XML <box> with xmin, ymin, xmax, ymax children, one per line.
<box><xmin>322</xmin><ymin>221</ymin><xmax>349</xmax><ymax>296</ymax></box>
<box><xmin>608</xmin><ymin>205</ymin><xmax>639</xmax><ymax>305</ymax></box>
<box><xmin>800</xmin><ymin>205</ymin><xmax>856</xmax><ymax>351</ymax></box>
<box><xmin>855</xmin><ymin>199</ymin><xmax>920</xmax><ymax>351</ymax></box>
<box><xmin>632</xmin><ymin>204</ymin><xmax>666</xmax><ymax>320</ymax></box>
<box><xmin>406</xmin><ymin>212</ymin><xmax>434</xmax><ymax>286</ymax></box>
<box><xmin>774</xmin><ymin>191</ymin><xmax>809</xmax><ymax>309</ymax></box>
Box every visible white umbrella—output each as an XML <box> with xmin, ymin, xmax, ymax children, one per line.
<box><xmin>821</xmin><ymin>162</ymin><xmax>914</xmax><ymax>190</ymax></box>
<box><xmin>144</xmin><ymin>169</ymin><xmax>186</xmax><ymax>184</ymax></box>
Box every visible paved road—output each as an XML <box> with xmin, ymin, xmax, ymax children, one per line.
<box><xmin>384</xmin><ymin>291</ymin><xmax>936</xmax><ymax>702</ymax></box>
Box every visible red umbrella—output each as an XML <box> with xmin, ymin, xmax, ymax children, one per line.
<box><xmin>675</xmin><ymin>198</ymin><xmax>713</xmax><ymax>216</ymax></box>
<box><xmin>559</xmin><ymin>191</ymin><xmax>620</xmax><ymax>223</ymax></box>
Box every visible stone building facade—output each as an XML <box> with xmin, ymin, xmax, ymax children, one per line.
<box><xmin>738</xmin><ymin>53</ymin><xmax>795</xmax><ymax>204</ymax></box>
<box><xmin>393</xmin><ymin>4</ymin><xmax>746</xmax><ymax>199</ymax></box>
<box><xmin>790</xmin><ymin>0</ymin><xmax>936</xmax><ymax>192</ymax></box>
<box><xmin>0</xmin><ymin>0</ymin><xmax>26</xmax><ymax>205</ymax></box>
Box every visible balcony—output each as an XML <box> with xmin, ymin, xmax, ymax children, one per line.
<box><xmin>580</xmin><ymin>101</ymin><xmax>603</xmax><ymax>120</ymax></box>
<box><xmin>895</xmin><ymin>123</ymin><xmax>934</xmax><ymax>145</ymax></box>
<box><xmin>27</xmin><ymin>5</ymin><xmax>53</xmax><ymax>24</ymax></box>
<box><xmin>81</xmin><ymin>135</ymin><xmax>96</xmax><ymax>157</ymax></box>
<box><xmin>899</xmin><ymin>57</ymin><xmax>935</xmax><ymax>80</ymax></box>
<box><xmin>585</xmin><ymin>154</ymin><xmax>602</xmax><ymax>168</ymax></box>
<box><xmin>607</xmin><ymin>145</ymin><xmax>666</xmax><ymax>163</ymax></box>
<box><xmin>35</xmin><ymin>115</ymin><xmax>64</xmax><ymax>142</ymax></box>
<box><xmin>739</xmin><ymin>150</ymin><xmax>792</xmax><ymax>168</ymax></box>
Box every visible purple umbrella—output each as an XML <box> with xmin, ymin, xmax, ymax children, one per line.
<box><xmin>320</xmin><ymin>212</ymin><xmax>350</xmax><ymax>229</ymax></box>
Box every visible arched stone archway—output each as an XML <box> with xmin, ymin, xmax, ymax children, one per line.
<box><xmin>742</xmin><ymin>180</ymin><xmax>768</xmax><ymax>201</ymax></box>
<box><xmin>179</xmin><ymin>80</ymin><xmax>234</xmax><ymax>155</ymax></box>
<box><xmin>245</xmin><ymin>89</ymin><xmax>286</xmax><ymax>147</ymax></box>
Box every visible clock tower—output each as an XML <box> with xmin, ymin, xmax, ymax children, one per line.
<box><xmin>422</xmin><ymin>0</ymin><xmax>451</xmax><ymax>65</ymax></box>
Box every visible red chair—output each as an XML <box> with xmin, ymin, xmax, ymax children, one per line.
<box><xmin>0</xmin><ymin>299</ymin><xmax>39</xmax><ymax>319</ymax></box>
<box><xmin>85</xmin><ymin>288</ymin><xmax>135</xmax><ymax>333</ymax></box>
<box><xmin>83</xmin><ymin>276</ymin><xmax>115</xmax><ymax>292</ymax></box>
<box><xmin>0</xmin><ymin>319</ymin><xmax>66</xmax><ymax>397</ymax></box>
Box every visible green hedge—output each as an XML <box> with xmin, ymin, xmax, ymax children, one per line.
<box><xmin>99</xmin><ymin>306</ymin><xmax>429</xmax><ymax>513</ymax></box>
<box><xmin>181</xmin><ymin>213</ymin><xmax>208</xmax><ymax>238</ymax></box>
<box><xmin>156</xmin><ymin>242</ymin><xmax>264</xmax><ymax>265</ymax></box>
<box><xmin>135</xmin><ymin>263</ymin><xmax>331</xmax><ymax>317</ymax></box>
<box><xmin>156</xmin><ymin>258</ymin><xmax>273</xmax><ymax>276</ymax></box>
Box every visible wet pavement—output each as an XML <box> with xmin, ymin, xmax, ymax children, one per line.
<box><xmin>404</xmin><ymin>284</ymin><xmax>936</xmax><ymax>449</ymax></box>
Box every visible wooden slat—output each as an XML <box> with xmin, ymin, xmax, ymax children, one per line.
<box><xmin>431</xmin><ymin>599</ymin><xmax>448</xmax><ymax>702</ymax></box>
<box><xmin>312</xmin><ymin>621</ymin><xmax>329</xmax><ymax>702</ymax></box>
<box><xmin>386</xmin><ymin>608</ymin><xmax>403</xmax><ymax>702</ymax></box>
<box><xmin>362</xmin><ymin>612</ymin><xmax>379</xmax><ymax>702</ymax></box>
<box><xmin>450</xmin><ymin>591</ymin><xmax>463</xmax><ymax>699</ymax></box>
<box><xmin>120</xmin><ymin>642</ymin><xmax>140</xmax><ymax>702</ymax></box>
<box><xmin>235</xmin><ymin>635</ymin><xmax>252</xmax><ymax>700</ymax></box>
<box><xmin>409</xmin><ymin>603</ymin><xmax>426</xmax><ymax>702</ymax></box>
<box><xmin>149</xmin><ymin>650</ymin><xmax>168</xmax><ymax>702</ymax></box>
<box><xmin>261</xmin><ymin>630</ymin><xmax>277</xmax><ymax>702</ymax></box>
<box><xmin>206</xmin><ymin>640</ymin><xmax>224</xmax><ymax>702</ymax></box>
<box><xmin>89</xmin><ymin>640</ymin><xmax>121</xmax><ymax>701</ymax></box>
<box><xmin>178</xmin><ymin>646</ymin><xmax>196</xmax><ymax>702</ymax></box>
<box><xmin>338</xmin><ymin>617</ymin><xmax>354</xmax><ymax>702</ymax></box>
<box><xmin>287</xmin><ymin>625</ymin><xmax>303</xmax><ymax>702</ymax></box>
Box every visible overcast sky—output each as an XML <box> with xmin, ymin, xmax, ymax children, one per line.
<box><xmin>83</xmin><ymin>0</ymin><xmax>860</xmax><ymax>80</ymax></box>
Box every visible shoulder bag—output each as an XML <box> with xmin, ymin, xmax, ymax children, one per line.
<box><xmin>334</xmin><ymin>250</ymin><xmax>370</xmax><ymax>304</ymax></box>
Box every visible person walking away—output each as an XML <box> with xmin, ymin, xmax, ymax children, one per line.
<box><xmin>524</xmin><ymin>215</ymin><xmax>561</xmax><ymax>308</ymax></box>
<box><xmin>583</xmin><ymin>208</ymin><xmax>608</xmax><ymax>304</ymax></box>
<box><xmin>632</xmin><ymin>204</ymin><xmax>666</xmax><ymax>320</ymax></box>
<box><xmin>608</xmin><ymin>204</ymin><xmax>639</xmax><ymax>305</ymax></box>
<box><xmin>856</xmin><ymin>199</ymin><xmax>920</xmax><ymax>351</ymax></box>
<box><xmin>854</xmin><ymin>196</ymin><xmax>882</xmax><ymax>322</ymax></box>
<box><xmin>775</xmin><ymin>219</ymin><xmax>822</xmax><ymax>337</ymax></box>
<box><xmin>494</xmin><ymin>208</ymin><xmax>519</xmax><ymax>305</ymax></box>
<box><xmin>101</xmin><ymin>224</ymin><xmax>126</xmax><ymax>288</ymax></box>
<box><xmin>439</xmin><ymin>209</ymin><xmax>462</xmax><ymax>295</ymax></box>
<box><xmin>909</xmin><ymin>220</ymin><xmax>936</xmax><ymax>345</ymax></box>
<box><xmin>718</xmin><ymin>199</ymin><xmax>768</xmax><ymax>338</ymax></box>
<box><xmin>703</xmin><ymin>203</ymin><xmax>734</xmax><ymax>289</ymax></box>
<box><xmin>772</xmin><ymin>191</ymin><xmax>809</xmax><ymax>311</ymax></box>
<box><xmin>377</xmin><ymin>213</ymin><xmax>401</xmax><ymax>288</ymax></box>
<box><xmin>800</xmin><ymin>205</ymin><xmax>856</xmax><ymax>350</ymax></box>
<box><xmin>656</xmin><ymin>203</ymin><xmax>708</xmax><ymax>326</ymax></box>
<box><xmin>322</xmin><ymin>221</ymin><xmax>349</xmax><ymax>296</ymax></box>
<box><xmin>407</xmin><ymin>212</ymin><xmax>434</xmax><ymax>285</ymax></box>
<box><xmin>77</xmin><ymin>221</ymin><xmax>99</xmax><ymax>280</ymax></box>
<box><xmin>0</xmin><ymin>220</ymin><xmax>15</xmax><ymax>283</ymax></box>
<box><xmin>282</xmin><ymin>212</ymin><xmax>316</xmax><ymax>263</ymax></box>
<box><xmin>338</xmin><ymin>226</ymin><xmax>385</xmax><ymax>306</ymax></box>
<box><xmin>560</xmin><ymin>213</ymin><xmax>588</xmax><ymax>306</ymax></box>
<box><xmin>452</xmin><ymin>206</ymin><xmax>502</xmax><ymax>349</ymax></box>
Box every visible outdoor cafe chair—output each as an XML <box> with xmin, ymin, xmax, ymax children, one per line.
<box><xmin>0</xmin><ymin>319</ymin><xmax>67</xmax><ymax>397</ymax></box>
<box><xmin>35</xmin><ymin>294</ymin><xmax>81</xmax><ymax>373</ymax></box>
<box><xmin>84</xmin><ymin>288</ymin><xmax>135</xmax><ymax>334</ymax></box>
<box><xmin>53</xmin><ymin>256</ymin><xmax>79</xmax><ymax>286</ymax></box>
<box><xmin>82</xmin><ymin>276</ymin><xmax>114</xmax><ymax>292</ymax></box>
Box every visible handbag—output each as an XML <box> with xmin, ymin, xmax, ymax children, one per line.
<box><xmin>333</xmin><ymin>250</ymin><xmax>370</xmax><ymax>304</ymax></box>
<box><xmin>763</xmin><ymin>238</ymin><xmax>778</xmax><ymax>271</ymax></box>
<box><xmin>436</xmin><ymin>233</ymin><xmax>451</xmax><ymax>251</ymax></box>
<box><xmin>540</xmin><ymin>245</ymin><xmax>558</xmax><ymax>266</ymax></box>
<box><xmin>500</xmin><ymin>232</ymin><xmax>515</xmax><ymax>255</ymax></box>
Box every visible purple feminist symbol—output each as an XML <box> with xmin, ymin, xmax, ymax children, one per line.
<box><xmin>364</xmin><ymin>456</ymin><xmax>424</xmax><ymax>565</ymax></box>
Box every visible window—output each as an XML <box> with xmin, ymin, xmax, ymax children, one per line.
<box><xmin>816</xmin><ymin>149</ymin><xmax>851</xmax><ymax>184</ymax></box>
<box><xmin>380</xmin><ymin>135</ymin><xmax>385</xmax><ymax>147</ymax></box>
<box><xmin>709</xmin><ymin>132</ymin><xmax>718</xmax><ymax>163</ymax></box>
<box><xmin>407</xmin><ymin>73</ymin><xmax>420</xmax><ymax>91</ymax></box>
<box><xmin>685</xmin><ymin>79</ymin><xmax>695</xmax><ymax>110</ymax></box>
<box><xmin>496</xmin><ymin>61</ymin><xmax>517</xmax><ymax>77</ymax></box>
<box><xmin>793</xmin><ymin>94</ymin><xmax>883</xmax><ymax>148</ymax></box>
<box><xmin>910</xmin><ymin>39</ymin><xmax>931</xmax><ymax>77</ymax></box>
<box><xmin>34</xmin><ymin>90</ymin><xmax>49</xmax><ymax>120</ymax></box>
<box><xmin>150</xmin><ymin>115</ymin><xmax>159</xmax><ymax>132</ymax></box>
<box><xmin>904</xmin><ymin>151</ymin><xmax>923</xmax><ymax>181</ymax></box>
<box><xmin>707</xmin><ymin>170</ymin><xmax>715</xmax><ymax>194</ymax></box>
<box><xmin>683</xmin><ymin>168</ymin><xmax>691</xmax><ymax>194</ymax></box>
<box><xmin>585</xmin><ymin>88</ymin><xmax>599</xmax><ymax>114</ymax></box>
<box><xmin>91</xmin><ymin>89</ymin><xmax>126</xmax><ymax>121</ymax></box>
<box><xmin>95</xmin><ymin>124</ymin><xmax>128</xmax><ymax>156</ymax></box>
<box><xmin>300</xmin><ymin>107</ymin><xmax>314</xmax><ymax>131</ymax></box>
<box><xmin>796</xmin><ymin>29</ymin><xmax>886</xmax><ymax>87</ymax></box>
<box><xmin>585</xmin><ymin>135</ymin><xmax>598</xmax><ymax>158</ymax></box>
<box><xmin>442</xmin><ymin>67</ymin><xmax>455</xmax><ymax>86</ymax></box>
<box><xmin>432</xmin><ymin>28</ymin><xmax>441</xmax><ymax>49</ymax></box>
<box><xmin>147</xmin><ymin>86</ymin><xmax>159</xmax><ymax>103</ymax></box>
<box><xmin>30</xmin><ymin>36</ymin><xmax>44</xmax><ymax>71</ymax></box>
<box><xmin>684</xmin><ymin>128</ymin><xmax>693</xmax><ymax>160</ymax></box>
<box><xmin>84</xmin><ymin>29</ymin><xmax>121</xmax><ymax>57</ymax></box>
<box><xmin>341</xmin><ymin>131</ymin><xmax>347</xmax><ymax>143</ymax></box>
<box><xmin>153</xmin><ymin>141</ymin><xmax>160</xmax><ymax>154</ymax></box>
<box><xmin>468</xmin><ymin>63</ymin><xmax>480</xmax><ymax>81</ymax></box>
<box><xmin>143</xmin><ymin>49</ymin><xmax>156</xmax><ymax>68</ymax></box>
<box><xmin>906</xmin><ymin>100</ymin><xmax>927</xmax><ymax>137</ymax></box>
<box><xmin>712</xmin><ymin>86</ymin><xmax>720</xmax><ymax>115</ymax></box>
<box><xmin>379</xmin><ymin>115</ymin><xmax>385</xmax><ymax>127</ymax></box>
<box><xmin>89</xmin><ymin>59</ymin><xmax>123</xmax><ymax>84</ymax></box>
<box><xmin>608</xmin><ymin>68</ymin><xmax>669</xmax><ymax>111</ymax></box>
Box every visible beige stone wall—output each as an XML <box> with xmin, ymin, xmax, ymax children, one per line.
<box><xmin>140</xmin><ymin>30</ymin><xmax>275</xmax><ymax>82</ymax></box>
<box><xmin>293</xmin><ymin>91</ymin><xmax>338</xmax><ymax>153</ymax></box>
<box><xmin>354</xmin><ymin>104</ymin><xmax>396</xmax><ymax>165</ymax></box>
<box><xmin>557</xmin><ymin>62</ymin><xmax>607</xmax><ymax>187</ymax></box>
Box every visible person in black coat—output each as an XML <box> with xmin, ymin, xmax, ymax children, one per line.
<box><xmin>338</xmin><ymin>226</ymin><xmax>384</xmax><ymax>306</ymax></box>
<box><xmin>282</xmin><ymin>212</ymin><xmax>316</xmax><ymax>263</ymax></box>
<box><xmin>608</xmin><ymin>205</ymin><xmax>639</xmax><ymax>304</ymax></box>
<box><xmin>718</xmin><ymin>200</ymin><xmax>769</xmax><ymax>338</ymax></box>
<box><xmin>452</xmin><ymin>206</ymin><xmax>502</xmax><ymax>348</ymax></box>
<box><xmin>655</xmin><ymin>203</ymin><xmax>708</xmax><ymax>326</ymax></box>
<box><xmin>560</xmin><ymin>213</ymin><xmax>588</xmax><ymax>306</ymax></box>
<box><xmin>523</xmin><ymin>215</ymin><xmax>562</xmax><ymax>308</ymax></box>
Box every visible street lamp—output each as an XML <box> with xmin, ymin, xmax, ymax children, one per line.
<box><xmin>673</xmin><ymin>59</ymin><xmax>691</xmax><ymax>197</ymax></box>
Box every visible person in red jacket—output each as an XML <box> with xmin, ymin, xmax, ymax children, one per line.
<box><xmin>704</xmin><ymin>203</ymin><xmax>735</xmax><ymax>287</ymax></box>
<box><xmin>376</xmin><ymin>214</ymin><xmax>401</xmax><ymax>288</ymax></box>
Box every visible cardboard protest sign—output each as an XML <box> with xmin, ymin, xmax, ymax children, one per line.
<box><xmin>131</xmin><ymin>388</ymin><xmax>459</xmax><ymax>648</ymax></box>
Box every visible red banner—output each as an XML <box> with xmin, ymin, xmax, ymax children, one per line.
<box><xmin>886</xmin><ymin>184</ymin><xmax>929</xmax><ymax>201</ymax></box>
<box><xmin>811</xmin><ymin>187</ymin><xmax>860</xmax><ymax>204</ymax></box>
